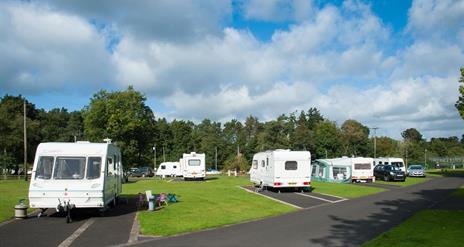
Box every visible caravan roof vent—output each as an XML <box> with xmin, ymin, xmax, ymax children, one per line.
<box><xmin>103</xmin><ymin>138</ymin><xmax>112</xmax><ymax>144</ymax></box>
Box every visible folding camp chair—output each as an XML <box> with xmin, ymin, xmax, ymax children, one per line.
<box><xmin>167</xmin><ymin>193</ymin><xmax>177</xmax><ymax>203</ymax></box>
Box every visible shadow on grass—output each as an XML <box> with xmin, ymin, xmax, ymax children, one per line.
<box><xmin>309</xmin><ymin>177</ymin><xmax>464</xmax><ymax>247</ymax></box>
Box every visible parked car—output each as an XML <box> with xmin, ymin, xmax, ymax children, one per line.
<box><xmin>407</xmin><ymin>165</ymin><xmax>426</xmax><ymax>177</ymax></box>
<box><xmin>138</xmin><ymin>167</ymin><xmax>154</xmax><ymax>177</ymax></box>
<box><xmin>128</xmin><ymin>167</ymin><xmax>141</xmax><ymax>177</ymax></box>
<box><xmin>374</xmin><ymin>164</ymin><xmax>406</xmax><ymax>182</ymax></box>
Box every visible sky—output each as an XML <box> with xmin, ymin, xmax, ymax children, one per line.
<box><xmin>0</xmin><ymin>0</ymin><xmax>463</xmax><ymax>140</ymax></box>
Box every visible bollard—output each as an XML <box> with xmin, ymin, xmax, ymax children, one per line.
<box><xmin>14</xmin><ymin>200</ymin><xmax>28</xmax><ymax>219</ymax></box>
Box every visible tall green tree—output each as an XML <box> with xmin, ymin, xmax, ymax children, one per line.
<box><xmin>291</xmin><ymin>111</ymin><xmax>313</xmax><ymax>151</ymax></box>
<box><xmin>313</xmin><ymin>120</ymin><xmax>342</xmax><ymax>159</ymax></box>
<box><xmin>401</xmin><ymin>128</ymin><xmax>423</xmax><ymax>143</ymax></box>
<box><xmin>456</xmin><ymin>67</ymin><xmax>464</xmax><ymax>119</ymax></box>
<box><xmin>82</xmin><ymin>87</ymin><xmax>156</xmax><ymax>167</ymax></box>
<box><xmin>340</xmin><ymin>119</ymin><xmax>370</xmax><ymax>156</ymax></box>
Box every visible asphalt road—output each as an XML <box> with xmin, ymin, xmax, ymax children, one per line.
<box><xmin>130</xmin><ymin>176</ymin><xmax>464</xmax><ymax>247</ymax></box>
<box><xmin>0</xmin><ymin>196</ymin><xmax>137</xmax><ymax>247</ymax></box>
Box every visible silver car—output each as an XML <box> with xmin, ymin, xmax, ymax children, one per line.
<box><xmin>407</xmin><ymin>165</ymin><xmax>426</xmax><ymax>177</ymax></box>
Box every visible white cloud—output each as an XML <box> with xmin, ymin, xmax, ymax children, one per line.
<box><xmin>0</xmin><ymin>2</ymin><xmax>113</xmax><ymax>94</ymax></box>
<box><xmin>242</xmin><ymin>0</ymin><xmax>315</xmax><ymax>22</ymax></box>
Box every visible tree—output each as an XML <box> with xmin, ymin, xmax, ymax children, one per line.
<box><xmin>306</xmin><ymin>107</ymin><xmax>324</xmax><ymax>130</ymax></box>
<box><xmin>313</xmin><ymin>120</ymin><xmax>342</xmax><ymax>159</ymax></box>
<box><xmin>223</xmin><ymin>152</ymin><xmax>249</xmax><ymax>171</ymax></box>
<box><xmin>82</xmin><ymin>87</ymin><xmax>156</xmax><ymax>167</ymax></box>
<box><xmin>455</xmin><ymin>67</ymin><xmax>464</xmax><ymax>119</ymax></box>
<box><xmin>340</xmin><ymin>120</ymin><xmax>370</xmax><ymax>156</ymax></box>
<box><xmin>401</xmin><ymin>128</ymin><xmax>423</xmax><ymax>143</ymax></box>
<box><xmin>291</xmin><ymin>111</ymin><xmax>313</xmax><ymax>151</ymax></box>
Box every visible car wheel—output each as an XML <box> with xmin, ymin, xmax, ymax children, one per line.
<box><xmin>384</xmin><ymin>175</ymin><xmax>389</xmax><ymax>182</ymax></box>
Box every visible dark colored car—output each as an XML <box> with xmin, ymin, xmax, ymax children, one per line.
<box><xmin>374</xmin><ymin>164</ymin><xmax>406</xmax><ymax>182</ymax></box>
<box><xmin>138</xmin><ymin>167</ymin><xmax>155</xmax><ymax>177</ymax></box>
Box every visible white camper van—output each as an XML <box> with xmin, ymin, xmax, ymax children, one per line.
<box><xmin>28</xmin><ymin>141</ymin><xmax>123</xmax><ymax>222</ymax></box>
<box><xmin>249</xmin><ymin>150</ymin><xmax>312</xmax><ymax>190</ymax></box>
<box><xmin>156</xmin><ymin>161</ymin><xmax>182</xmax><ymax>177</ymax></box>
<box><xmin>374</xmin><ymin>157</ymin><xmax>406</xmax><ymax>172</ymax></box>
<box><xmin>182</xmin><ymin>152</ymin><xmax>205</xmax><ymax>180</ymax></box>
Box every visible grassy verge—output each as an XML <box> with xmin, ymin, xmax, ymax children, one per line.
<box><xmin>426</xmin><ymin>169</ymin><xmax>464</xmax><ymax>177</ymax></box>
<box><xmin>0</xmin><ymin>180</ymin><xmax>30</xmax><ymax>222</ymax></box>
<box><xmin>363</xmin><ymin>210</ymin><xmax>464</xmax><ymax>247</ymax></box>
<box><xmin>123</xmin><ymin>176</ymin><xmax>296</xmax><ymax>236</ymax></box>
<box><xmin>451</xmin><ymin>186</ymin><xmax>464</xmax><ymax>198</ymax></box>
<box><xmin>375</xmin><ymin>177</ymin><xmax>430</xmax><ymax>187</ymax></box>
<box><xmin>310</xmin><ymin>181</ymin><xmax>385</xmax><ymax>199</ymax></box>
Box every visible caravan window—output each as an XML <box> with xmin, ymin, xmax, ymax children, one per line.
<box><xmin>36</xmin><ymin>156</ymin><xmax>54</xmax><ymax>179</ymax></box>
<box><xmin>161</xmin><ymin>165</ymin><xmax>166</xmax><ymax>170</ymax></box>
<box><xmin>354</xmin><ymin>163</ymin><xmax>371</xmax><ymax>170</ymax></box>
<box><xmin>261</xmin><ymin>160</ymin><xmax>265</xmax><ymax>167</ymax></box>
<box><xmin>53</xmin><ymin>157</ymin><xmax>86</xmax><ymax>179</ymax></box>
<box><xmin>86</xmin><ymin>157</ymin><xmax>101</xmax><ymax>179</ymax></box>
<box><xmin>188</xmin><ymin>159</ymin><xmax>201</xmax><ymax>166</ymax></box>
<box><xmin>311</xmin><ymin>164</ymin><xmax>317</xmax><ymax>176</ymax></box>
<box><xmin>252</xmin><ymin>160</ymin><xmax>258</xmax><ymax>169</ymax></box>
<box><xmin>107</xmin><ymin>157</ymin><xmax>114</xmax><ymax>176</ymax></box>
<box><xmin>285</xmin><ymin>161</ymin><xmax>298</xmax><ymax>170</ymax></box>
<box><xmin>173</xmin><ymin>165</ymin><xmax>177</xmax><ymax>169</ymax></box>
<box><xmin>333</xmin><ymin>167</ymin><xmax>347</xmax><ymax>180</ymax></box>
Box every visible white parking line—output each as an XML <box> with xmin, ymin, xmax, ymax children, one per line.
<box><xmin>58</xmin><ymin>218</ymin><xmax>95</xmax><ymax>247</ymax></box>
<box><xmin>237</xmin><ymin>186</ymin><xmax>302</xmax><ymax>209</ymax></box>
<box><xmin>313</xmin><ymin>192</ymin><xmax>347</xmax><ymax>200</ymax></box>
<box><xmin>295</xmin><ymin>193</ymin><xmax>348</xmax><ymax>203</ymax></box>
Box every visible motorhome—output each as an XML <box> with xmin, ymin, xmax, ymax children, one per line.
<box><xmin>182</xmin><ymin>152</ymin><xmax>206</xmax><ymax>180</ymax></box>
<box><xmin>28</xmin><ymin>141</ymin><xmax>122</xmax><ymax>222</ymax></box>
<box><xmin>249</xmin><ymin>149</ymin><xmax>312</xmax><ymax>191</ymax></box>
<box><xmin>156</xmin><ymin>161</ymin><xmax>182</xmax><ymax>177</ymax></box>
<box><xmin>374</xmin><ymin>157</ymin><xmax>406</xmax><ymax>172</ymax></box>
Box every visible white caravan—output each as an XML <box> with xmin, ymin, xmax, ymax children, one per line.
<box><xmin>330</xmin><ymin>157</ymin><xmax>374</xmax><ymax>182</ymax></box>
<box><xmin>156</xmin><ymin>162</ymin><xmax>182</xmax><ymax>177</ymax></box>
<box><xmin>374</xmin><ymin>157</ymin><xmax>406</xmax><ymax>172</ymax></box>
<box><xmin>182</xmin><ymin>152</ymin><xmax>206</xmax><ymax>180</ymax></box>
<box><xmin>28</xmin><ymin>141</ymin><xmax>122</xmax><ymax>222</ymax></box>
<box><xmin>249</xmin><ymin>150</ymin><xmax>312</xmax><ymax>190</ymax></box>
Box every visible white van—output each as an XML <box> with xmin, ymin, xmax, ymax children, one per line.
<box><xmin>156</xmin><ymin>161</ymin><xmax>182</xmax><ymax>177</ymax></box>
<box><xmin>28</xmin><ymin>141</ymin><xmax>122</xmax><ymax>221</ymax></box>
<box><xmin>374</xmin><ymin>157</ymin><xmax>406</xmax><ymax>172</ymax></box>
<box><xmin>249</xmin><ymin>150</ymin><xmax>312</xmax><ymax>190</ymax></box>
<box><xmin>182</xmin><ymin>152</ymin><xmax>205</xmax><ymax>180</ymax></box>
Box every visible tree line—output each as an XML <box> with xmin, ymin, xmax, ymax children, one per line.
<box><xmin>1</xmin><ymin>84</ymin><xmax>464</xmax><ymax>172</ymax></box>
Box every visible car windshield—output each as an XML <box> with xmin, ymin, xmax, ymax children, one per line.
<box><xmin>391</xmin><ymin>162</ymin><xmax>404</xmax><ymax>167</ymax></box>
<box><xmin>410</xmin><ymin>166</ymin><xmax>423</xmax><ymax>170</ymax></box>
<box><xmin>389</xmin><ymin>166</ymin><xmax>401</xmax><ymax>171</ymax></box>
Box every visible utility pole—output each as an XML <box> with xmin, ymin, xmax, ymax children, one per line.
<box><xmin>215</xmin><ymin>146</ymin><xmax>218</xmax><ymax>171</ymax></box>
<box><xmin>424</xmin><ymin>149</ymin><xmax>427</xmax><ymax>168</ymax></box>
<box><xmin>23</xmin><ymin>99</ymin><xmax>27</xmax><ymax>181</ymax></box>
<box><xmin>370</xmin><ymin>127</ymin><xmax>379</xmax><ymax>159</ymax></box>
<box><xmin>153</xmin><ymin>145</ymin><xmax>157</xmax><ymax>171</ymax></box>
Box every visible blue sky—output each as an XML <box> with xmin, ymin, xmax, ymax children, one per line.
<box><xmin>0</xmin><ymin>0</ymin><xmax>463</xmax><ymax>139</ymax></box>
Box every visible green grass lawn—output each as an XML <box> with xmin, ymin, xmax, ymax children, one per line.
<box><xmin>0</xmin><ymin>179</ymin><xmax>30</xmax><ymax>222</ymax></box>
<box><xmin>363</xmin><ymin>210</ymin><xmax>464</xmax><ymax>247</ymax></box>
<box><xmin>310</xmin><ymin>181</ymin><xmax>385</xmax><ymax>199</ymax></box>
<box><xmin>426</xmin><ymin>168</ymin><xmax>464</xmax><ymax>177</ymax></box>
<box><xmin>123</xmin><ymin>176</ymin><xmax>296</xmax><ymax>236</ymax></box>
<box><xmin>375</xmin><ymin>177</ymin><xmax>430</xmax><ymax>187</ymax></box>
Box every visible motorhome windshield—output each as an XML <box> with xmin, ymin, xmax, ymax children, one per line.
<box><xmin>391</xmin><ymin>162</ymin><xmax>404</xmax><ymax>167</ymax></box>
<box><xmin>53</xmin><ymin>157</ymin><xmax>86</xmax><ymax>180</ymax></box>
<box><xmin>36</xmin><ymin>156</ymin><xmax>54</xmax><ymax>179</ymax></box>
<box><xmin>188</xmin><ymin>159</ymin><xmax>201</xmax><ymax>166</ymax></box>
<box><xmin>354</xmin><ymin>163</ymin><xmax>371</xmax><ymax>170</ymax></box>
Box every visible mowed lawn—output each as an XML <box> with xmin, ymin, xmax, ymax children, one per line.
<box><xmin>363</xmin><ymin>210</ymin><xmax>464</xmax><ymax>247</ymax></box>
<box><xmin>311</xmin><ymin>181</ymin><xmax>385</xmax><ymax>199</ymax></box>
<box><xmin>375</xmin><ymin>177</ymin><xmax>430</xmax><ymax>187</ymax></box>
<box><xmin>0</xmin><ymin>179</ymin><xmax>30</xmax><ymax>222</ymax></box>
<box><xmin>123</xmin><ymin>176</ymin><xmax>296</xmax><ymax>236</ymax></box>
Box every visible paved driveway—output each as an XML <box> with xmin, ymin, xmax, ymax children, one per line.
<box><xmin>130</xmin><ymin>176</ymin><xmax>463</xmax><ymax>247</ymax></box>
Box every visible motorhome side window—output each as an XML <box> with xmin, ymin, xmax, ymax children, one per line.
<box><xmin>36</xmin><ymin>156</ymin><xmax>54</xmax><ymax>179</ymax></box>
<box><xmin>285</xmin><ymin>161</ymin><xmax>298</xmax><ymax>170</ymax></box>
<box><xmin>261</xmin><ymin>160</ymin><xmax>265</xmax><ymax>167</ymax></box>
<box><xmin>107</xmin><ymin>157</ymin><xmax>114</xmax><ymax>175</ymax></box>
<box><xmin>188</xmin><ymin>159</ymin><xmax>201</xmax><ymax>166</ymax></box>
<box><xmin>253</xmin><ymin>160</ymin><xmax>258</xmax><ymax>169</ymax></box>
<box><xmin>53</xmin><ymin>157</ymin><xmax>86</xmax><ymax>179</ymax></box>
<box><xmin>87</xmin><ymin>157</ymin><xmax>101</xmax><ymax>179</ymax></box>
